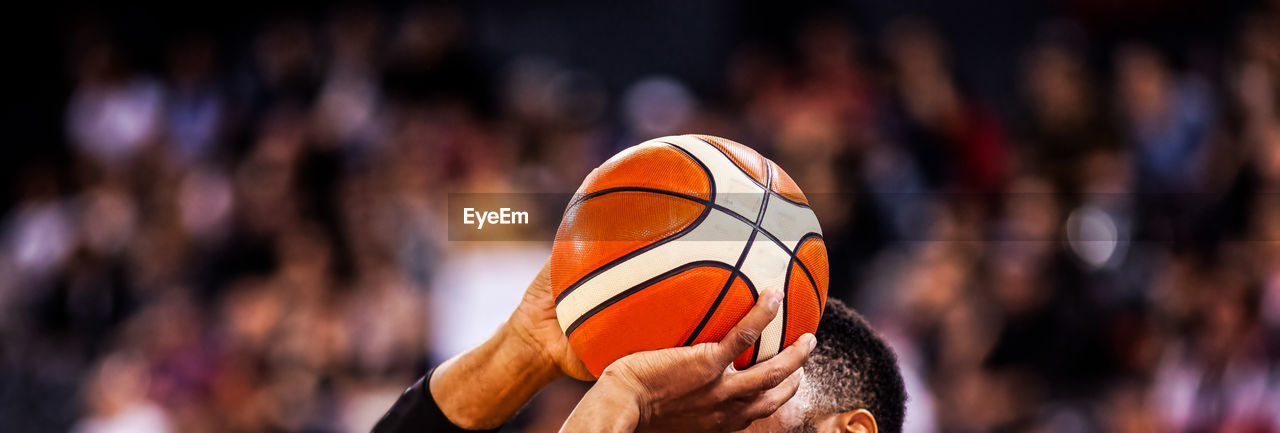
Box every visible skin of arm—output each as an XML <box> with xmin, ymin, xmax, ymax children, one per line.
<box><xmin>556</xmin><ymin>378</ymin><xmax>644</xmax><ymax>433</ymax></box>
<box><xmin>427</xmin><ymin>261</ymin><xmax>593</xmax><ymax>430</ymax></box>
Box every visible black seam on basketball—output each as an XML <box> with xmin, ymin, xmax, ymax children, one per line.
<box><xmin>681</xmin><ymin>227</ymin><xmax>759</xmax><ymax>347</ymax></box>
<box><xmin>748</xmin><ymin>275</ymin><xmax>762</xmax><ymax>363</ymax></box>
<box><xmin>567</xmin><ymin>186</ymin><xmax>706</xmax><ymax>210</ymax></box>
<box><xmin>627</xmin><ymin>137</ymin><xmax>812</xmax><ymax>255</ymax></box>
<box><xmin>773</xmin><ymin>192</ymin><xmax>810</xmax><ymax>208</ymax></box>
<box><xmin>751</xmin><ymin>163</ymin><xmax>772</xmax><ymax>299</ymax></box>
<box><xmin>684</xmin><ymin>269</ymin><xmax>737</xmax><ymax>347</ymax></box>
<box><xmin>553</xmin><ymin>193</ymin><xmax>712</xmax><ymax>305</ymax></box>
<box><xmin>759</xmin><ymin>168</ymin><xmax>781</xmax><ymax>358</ymax></box>
<box><xmin>713</xmin><ymin>204</ymin><xmax>787</xmax><ymax>252</ymax></box>
<box><xmin>564</xmin><ymin>142</ymin><xmax>711</xmax><ymax>209</ymax></box>
<box><xmin>690</xmin><ymin>135</ymin><xmax>811</xmax><ymax>209</ymax></box>
<box><xmin>742</xmin><ymin>164</ymin><xmax>770</xmax><ymax>301</ymax></box>
<box><xmin>554</xmin><ymin>145</ymin><xmax>717</xmax><ymax>306</ymax></box>
<box><xmin>737</xmin><ymin>271</ymin><xmax>762</xmax><ymax>365</ymax></box>
<box><xmin>683</xmin><ymin>166</ymin><xmax>771</xmax><ymax>348</ymax></box>
<box><xmin>792</xmin><ymin>233</ymin><xmax>824</xmax><ymax>303</ymax></box>
<box><xmin>759</xmin><ymin>163</ymin><xmax>773</xmax><ymax>223</ymax></box>
<box><xmin>765</xmin><ymin>161</ymin><xmax>812</xmax><ymax>209</ymax></box>
<box><xmin>779</xmin><ymin>255</ymin><xmax>797</xmax><ymax>356</ymax></box>
<box><xmin>563</xmin><ymin>187</ymin><xmax>799</xmax><ymax>260</ymax></box>
<box><xmin>750</xmin><ymin>336</ymin><xmax>761</xmax><ymax>365</ymax></box>
<box><xmin>694</xmin><ymin>135</ymin><xmax>769</xmax><ymax>189</ymax></box>
<box><xmin>779</xmin><ymin>287</ymin><xmax>789</xmax><ymax>354</ymax></box>
<box><xmin>563</xmin><ymin>260</ymin><xmax>736</xmax><ymax>337</ymax></box>
<box><xmin>735</xmin><ymin>272</ymin><xmax>758</xmax><ymax>297</ymax></box>
<box><xmin>704</xmin><ymin>205</ymin><xmax>824</xmax><ymax>285</ymax></box>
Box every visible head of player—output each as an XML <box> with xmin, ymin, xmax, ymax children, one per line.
<box><xmin>741</xmin><ymin>298</ymin><xmax>908</xmax><ymax>433</ymax></box>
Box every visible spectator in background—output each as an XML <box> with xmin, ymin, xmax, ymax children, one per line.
<box><xmin>1018</xmin><ymin>22</ymin><xmax>1120</xmax><ymax>197</ymax></box>
<box><xmin>882</xmin><ymin>17</ymin><xmax>1009</xmax><ymax>195</ymax></box>
<box><xmin>1115</xmin><ymin>43</ymin><xmax>1216</xmax><ymax>241</ymax></box>
<box><xmin>164</xmin><ymin>36</ymin><xmax>225</xmax><ymax>166</ymax></box>
<box><xmin>72</xmin><ymin>352</ymin><xmax>171</xmax><ymax>433</ymax></box>
<box><xmin>65</xmin><ymin>38</ymin><xmax>164</xmax><ymax>172</ymax></box>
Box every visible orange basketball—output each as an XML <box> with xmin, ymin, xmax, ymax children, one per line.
<box><xmin>550</xmin><ymin>134</ymin><xmax>829</xmax><ymax>377</ymax></box>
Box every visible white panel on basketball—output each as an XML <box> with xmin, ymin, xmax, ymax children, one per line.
<box><xmin>657</xmin><ymin>136</ymin><xmax>766</xmax><ymax>221</ymax></box>
<box><xmin>556</xmin><ymin>208</ymin><xmax>755</xmax><ymax>331</ymax></box>
<box><xmin>759</xmin><ymin>198</ymin><xmax>823</xmax><ymax>249</ymax></box>
<box><xmin>737</xmin><ymin>235</ymin><xmax>793</xmax><ymax>360</ymax></box>
<box><xmin>759</xmin><ymin>299</ymin><xmax>786</xmax><ymax>361</ymax></box>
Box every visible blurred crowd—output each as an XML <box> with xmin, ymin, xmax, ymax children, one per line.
<box><xmin>3</xmin><ymin>2</ymin><xmax>1280</xmax><ymax>432</ymax></box>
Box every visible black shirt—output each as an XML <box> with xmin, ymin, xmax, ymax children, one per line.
<box><xmin>371</xmin><ymin>368</ymin><xmax>502</xmax><ymax>433</ymax></box>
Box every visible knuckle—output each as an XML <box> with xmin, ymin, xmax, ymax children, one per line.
<box><xmin>735</xmin><ymin>328</ymin><xmax>761</xmax><ymax>347</ymax></box>
<box><xmin>750</xmin><ymin>401</ymin><xmax>779</xmax><ymax>420</ymax></box>
<box><xmin>709</xmin><ymin>385</ymin><xmax>731</xmax><ymax>402</ymax></box>
<box><xmin>694</xmin><ymin>344</ymin><xmax>724</xmax><ymax>368</ymax></box>
<box><xmin>765</xmin><ymin>367</ymin><xmax>789</xmax><ymax>386</ymax></box>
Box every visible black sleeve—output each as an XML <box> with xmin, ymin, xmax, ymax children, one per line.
<box><xmin>371</xmin><ymin>368</ymin><xmax>502</xmax><ymax>433</ymax></box>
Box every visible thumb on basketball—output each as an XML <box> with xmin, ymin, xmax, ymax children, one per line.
<box><xmin>717</xmin><ymin>288</ymin><xmax>784</xmax><ymax>364</ymax></box>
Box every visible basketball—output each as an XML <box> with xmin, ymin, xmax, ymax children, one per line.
<box><xmin>550</xmin><ymin>134</ymin><xmax>829</xmax><ymax>376</ymax></box>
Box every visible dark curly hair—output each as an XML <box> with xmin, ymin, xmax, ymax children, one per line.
<box><xmin>800</xmin><ymin>298</ymin><xmax>907</xmax><ymax>433</ymax></box>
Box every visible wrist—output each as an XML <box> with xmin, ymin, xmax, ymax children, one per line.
<box><xmin>429</xmin><ymin>321</ymin><xmax>562</xmax><ymax>429</ymax></box>
<box><xmin>566</xmin><ymin>374</ymin><xmax>642</xmax><ymax>433</ymax></box>
<box><xmin>502</xmin><ymin>315</ymin><xmax>563</xmax><ymax>379</ymax></box>
<box><xmin>597</xmin><ymin>367</ymin><xmax>648</xmax><ymax>426</ymax></box>
<box><xmin>496</xmin><ymin>320</ymin><xmax>563</xmax><ymax>384</ymax></box>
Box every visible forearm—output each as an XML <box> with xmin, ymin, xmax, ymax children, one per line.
<box><xmin>429</xmin><ymin>320</ymin><xmax>562</xmax><ymax>430</ymax></box>
<box><xmin>560</xmin><ymin>379</ymin><xmax>641</xmax><ymax>433</ymax></box>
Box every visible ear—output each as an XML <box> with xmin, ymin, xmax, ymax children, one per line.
<box><xmin>832</xmin><ymin>409</ymin><xmax>877</xmax><ymax>433</ymax></box>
